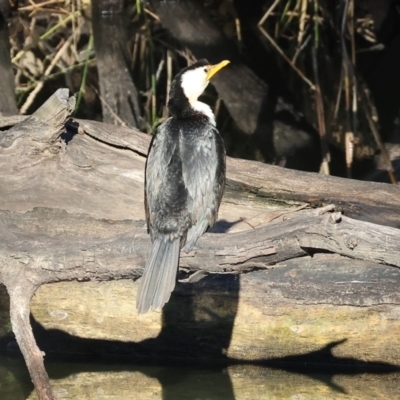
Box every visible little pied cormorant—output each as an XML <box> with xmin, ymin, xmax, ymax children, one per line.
<box><xmin>137</xmin><ymin>59</ymin><xmax>230</xmax><ymax>314</ymax></box>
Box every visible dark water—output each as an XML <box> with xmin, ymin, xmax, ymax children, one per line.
<box><xmin>1</xmin><ymin>355</ymin><xmax>400</xmax><ymax>400</ymax></box>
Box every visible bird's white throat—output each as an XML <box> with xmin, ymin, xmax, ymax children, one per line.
<box><xmin>191</xmin><ymin>101</ymin><xmax>216</xmax><ymax>126</ymax></box>
<box><xmin>181</xmin><ymin>68</ymin><xmax>209</xmax><ymax>103</ymax></box>
<box><xmin>180</xmin><ymin>66</ymin><xmax>216</xmax><ymax>125</ymax></box>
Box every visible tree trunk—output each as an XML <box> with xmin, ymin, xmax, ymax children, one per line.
<box><xmin>91</xmin><ymin>0</ymin><xmax>141</xmax><ymax>128</ymax></box>
<box><xmin>0</xmin><ymin>1</ymin><xmax>18</xmax><ymax>116</ymax></box>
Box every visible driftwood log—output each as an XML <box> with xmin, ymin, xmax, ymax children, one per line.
<box><xmin>1</xmin><ymin>90</ymin><xmax>400</xmax><ymax>399</ymax></box>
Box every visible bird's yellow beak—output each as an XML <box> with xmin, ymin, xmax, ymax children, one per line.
<box><xmin>206</xmin><ymin>60</ymin><xmax>230</xmax><ymax>81</ymax></box>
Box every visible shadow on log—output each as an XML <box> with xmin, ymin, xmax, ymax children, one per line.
<box><xmin>1</xmin><ymin>90</ymin><xmax>400</xmax><ymax>399</ymax></box>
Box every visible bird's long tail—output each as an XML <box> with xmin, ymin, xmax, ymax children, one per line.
<box><xmin>136</xmin><ymin>237</ymin><xmax>180</xmax><ymax>314</ymax></box>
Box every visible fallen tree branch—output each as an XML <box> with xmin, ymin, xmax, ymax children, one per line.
<box><xmin>2</xmin><ymin>112</ymin><xmax>400</xmax><ymax>227</ymax></box>
<box><xmin>76</xmin><ymin>118</ymin><xmax>400</xmax><ymax>227</ymax></box>
<box><xmin>1</xmin><ymin>203</ymin><xmax>400</xmax><ymax>291</ymax></box>
<box><xmin>1</xmin><ymin>206</ymin><xmax>399</xmax><ymax>288</ymax></box>
<box><xmin>4</xmin><ymin>278</ymin><xmax>55</xmax><ymax>400</ymax></box>
<box><xmin>1</xmin><ymin>89</ymin><xmax>400</xmax><ymax>399</ymax></box>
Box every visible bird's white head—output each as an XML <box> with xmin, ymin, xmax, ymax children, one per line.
<box><xmin>180</xmin><ymin>60</ymin><xmax>230</xmax><ymax>105</ymax></box>
<box><xmin>168</xmin><ymin>59</ymin><xmax>230</xmax><ymax>122</ymax></box>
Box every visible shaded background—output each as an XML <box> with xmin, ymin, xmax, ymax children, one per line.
<box><xmin>1</xmin><ymin>0</ymin><xmax>400</xmax><ymax>180</ymax></box>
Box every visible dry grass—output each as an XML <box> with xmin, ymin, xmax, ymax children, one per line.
<box><xmin>7</xmin><ymin>0</ymin><xmax>395</xmax><ymax>180</ymax></box>
<box><xmin>257</xmin><ymin>0</ymin><xmax>395</xmax><ymax>181</ymax></box>
<box><xmin>9</xmin><ymin>0</ymin><xmax>202</xmax><ymax>132</ymax></box>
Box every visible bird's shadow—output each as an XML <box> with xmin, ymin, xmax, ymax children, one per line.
<box><xmin>0</xmin><ymin>275</ymin><xmax>399</xmax><ymax>400</ymax></box>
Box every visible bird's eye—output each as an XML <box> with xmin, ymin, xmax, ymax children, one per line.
<box><xmin>204</xmin><ymin>68</ymin><xmax>207</xmax><ymax>72</ymax></box>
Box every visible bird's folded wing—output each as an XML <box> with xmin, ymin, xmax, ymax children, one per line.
<box><xmin>181</xmin><ymin>126</ymin><xmax>225</xmax><ymax>250</ymax></box>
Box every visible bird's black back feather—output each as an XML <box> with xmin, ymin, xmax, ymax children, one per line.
<box><xmin>145</xmin><ymin>118</ymin><xmax>192</xmax><ymax>241</ymax></box>
<box><xmin>139</xmin><ymin>58</ymin><xmax>226</xmax><ymax>314</ymax></box>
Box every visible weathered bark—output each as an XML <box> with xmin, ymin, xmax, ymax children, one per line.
<box><xmin>91</xmin><ymin>0</ymin><xmax>141</xmax><ymax>128</ymax></box>
<box><xmin>1</xmin><ymin>112</ymin><xmax>400</xmax><ymax>226</ymax></box>
<box><xmin>6</xmin><ymin>281</ymin><xmax>54</xmax><ymax>400</ymax></box>
<box><xmin>1</xmin><ymin>90</ymin><xmax>400</xmax><ymax>398</ymax></box>
<box><xmin>0</xmin><ymin>1</ymin><xmax>18</xmax><ymax>115</ymax></box>
<box><xmin>0</xmin><ymin>88</ymin><xmax>75</xmax><ymax>148</ymax></box>
<box><xmin>1</xmin><ymin>205</ymin><xmax>399</xmax><ymax>284</ymax></box>
<box><xmin>0</xmin><ymin>89</ymin><xmax>75</xmax><ymax>400</ymax></box>
<box><xmin>68</xmin><ymin>120</ymin><xmax>400</xmax><ymax>228</ymax></box>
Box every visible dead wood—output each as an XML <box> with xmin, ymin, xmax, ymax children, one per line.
<box><xmin>1</xmin><ymin>205</ymin><xmax>399</xmax><ymax>285</ymax></box>
<box><xmin>1</xmin><ymin>89</ymin><xmax>400</xmax><ymax>399</ymax></box>
<box><xmin>0</xmin><ymin>88</ymin><xmax>75</xmax><ymax>147</ymax></box>
<box><xmin>6</xmin><ymin>278</ymin><xmax>55</xmax><ymax>400</ymax></box>
<box><xmin>80</xmin><ymin>120</ymin><xmax>400</xmax><ymax>228</ymax></box>
<box><xmin>3</xmin><ymin>114</ymin><xmax>399</xmax><ymax>228</ymax></box>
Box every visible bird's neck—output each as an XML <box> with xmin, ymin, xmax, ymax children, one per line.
<box><xmin>168</xmin><ymin>98</ymin><xmax>216</xmax><ymax>126</ymax></box>
<box><xmin>190</xmin><ymin>101</ymin><xmax>216</xmax><ymax>126</ymax></box>
<box><xmin>168</xmin><ymin>81</ymin><xmax>216</xmax><ymax>125</ymax></box>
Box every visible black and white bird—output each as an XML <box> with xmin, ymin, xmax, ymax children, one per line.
<box><xmin>137</xmin><ymin>59</ymin><xmax>230</xmax><ymax>314</ymax></box>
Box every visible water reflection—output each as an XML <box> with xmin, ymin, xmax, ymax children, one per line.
<box><xmin>1</xmin><ymin>273</ymin><xmax>400</xmax><ymax>399</ymax></box>
<box><xmin>2</xmin><ymin>355</ymin><xmax>400</xmax><ymax>400</ymax></box>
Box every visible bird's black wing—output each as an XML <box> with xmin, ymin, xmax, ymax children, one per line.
<box><xmin>145</xmin><ymin>121</ymin><xmax>176</xmax><ymax>237</ymax></box>
<box><xmin>139</xmin><ymin>120</ymin><xmax>183</xmax><ymax>314</ymax></box>
<box><xmin>145</xmin><ymin>119</ymin><xmax>192</xmax><ymax>241</ymax></box>
<box><xmin>180</xmin><ymin>124</ymin><xmax>226</xmax><ymax>252</ymax></box>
